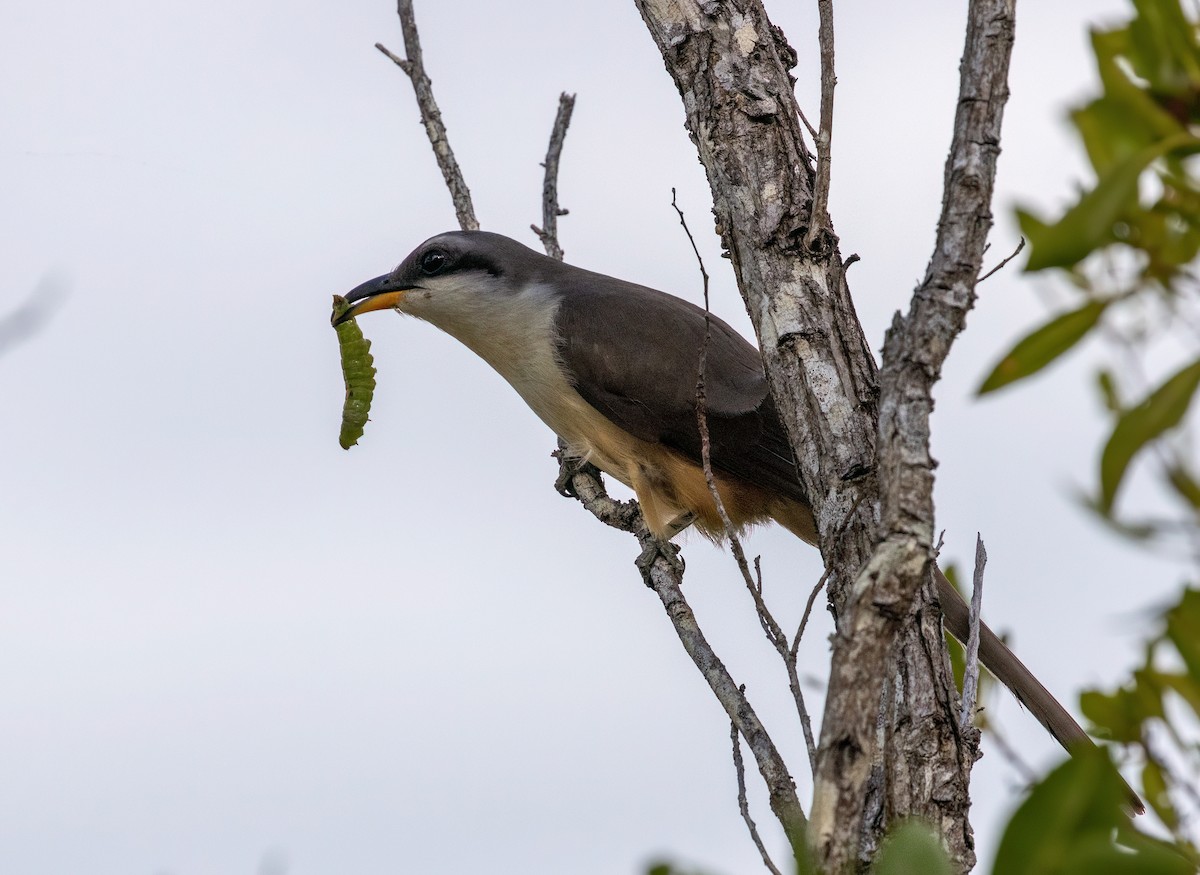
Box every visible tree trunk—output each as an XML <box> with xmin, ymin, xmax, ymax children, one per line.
<box><xmin>636</xmin><ymin>0</ymin><xmax>1016</xmax><ymax>869</ymax></box>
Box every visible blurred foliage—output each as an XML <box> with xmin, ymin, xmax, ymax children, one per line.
<box><xmin>980</xmin><ymin>1</ymin><xmax>1200</xmax><ymax>872</ymax></box>
<box><xmin>649</xmin><ymin>2</ymin><xmax>1200</xmax><ymax>872</ymax></box>
<box><xmin>645</xmin><ymin>863</ymin><xmax>723</xmax><ymax>875</ymax></box>
<box><xmin>871</xmin><ymin>822</ymin><xmax>955</xmax><ymax>875</ymax></box>
<box><xmin>643</xmin><ymin>821</ymin><xmax>956</xmax><ymax>875</ymax></box>
<box><xmin>993</xmin><ymin>746</ymin><xmax>1194</xmax><ymax>875</ymax></box>
<box><xmin>980</xmin><ymin>0</ymin><xmax>1200</xmax><ymax>540</ymax></box>
<box><xmin>1079</xmin><ymin>588</ymin><xmax>1200</xmax><ymax>864</ymax></box>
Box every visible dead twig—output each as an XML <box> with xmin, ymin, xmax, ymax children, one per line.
<box><xmin>978</xmin><ymin>237</ymin><xmax>1026</xmax><ymax>283</ymax></box>
<box><xmin>796</xmin><ymin>105</ymin><xmax>819</xmax><ymax>142</ymax></box>
<box><xmin>672</xmin><ymin>189</ymin><xmax>820</xmax><ymax>780</ymax></box>
<box><xmin>796</xmin><ymin>570</ymin><xmax>830</xmax><ymax>648</ymax></box>
<box><xmin>959</xmin><ymin>534</ymin><xmax>986</xmax><ymax>731</ymax></box>
<box><xmin>671</xmin><ymin>187</ymin><xmax>774</xmax><ymax>638</ymax></box>
<box><xmin>531</xmin><ymin>93</ymin><xmax>576</xmax><ymax>260</ymax></box>
<box><xmin>558</xmin><ymin>452</ymin><xmax>808</xmax><ymax>851</ymax></box>
<box><xmin>731</xmin><ymin>702</ymin><xmax>785</xmax><ymax>875</ymax></box>
<box><xmin>376</xmin><ymin>0</ymin><xmax>478</xmax><ymax>231</ymax></box>
<box><xmin>805</xmin><ymin>0</ymin><xmax>837</xmax><ymax>248</ymax></box>
<box><xmin>380</xmin><ymin>0</ymin><xmax>809</xmax><ymax>860</ymax></box>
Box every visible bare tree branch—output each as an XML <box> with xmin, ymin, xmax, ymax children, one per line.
<box><xmin>960</xmin><ymin>535</ymin><xmax>987</xmax><ymax>730</ymax></box>
<box><xmin>805</xmin><ymin>0</ymin><xmax>836</xmax><ymax>248</ymax></box>
<box><xmin>674</xmin><ymin>189</ymin><xmax>820</xmax><ymax>783</ymax></box>
<box><xmin>377</xmin><ymin>0</ymin><xmax>478</xmax><ymax>231</ymax></box>
<box><xmin>978</xmin><ymin>236</ymin><xmax>1026</xmax><ymax>283</ymax></box>
<box><xmin>556</xmin><ymin>452</ymin><xmax>808</xmax><ymax>853</ymax></box>
<box><xmin>812</xmin><ymin>0</ymin><xmax>1016</xmax><ymax>866</ymax></box>
<box><xmin>514</xmin><ymin>81</ymin><xmax>812</xmax><ymax>857</ymax></box>
<box><xmin>378</xmin><ymin>0</ymin><xmax>810</xmax><ymax>862</ymax></box>
<box><xmin>637</xmin><ymin>0</ymin><xmax>1015</xmax><ymax>868</ymax></box>
<box><xmin>731</xmin><ymin>710</ymin><xmax>785</xmax><ymax>875</ymax></box>
<box><xmin>532</xmin><ymin>93</ymin><xmax>576</xmax><ymax>260</ymax></box>
<box><xmin>635</xmin><ymin>0</ymin><xmax>879</xmax><ymax>614</ymax></box>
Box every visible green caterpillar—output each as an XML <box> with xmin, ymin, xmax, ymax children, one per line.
<box><xmin>332</xmin><ymin>295</ymin><xmax>377</xmax><ymax>450</ymax></box>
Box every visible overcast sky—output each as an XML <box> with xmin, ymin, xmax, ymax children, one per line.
<box><xmin>1</xmin><ymin>1</ymin><xmax>1183</xmax><ymax>873</ymax></box>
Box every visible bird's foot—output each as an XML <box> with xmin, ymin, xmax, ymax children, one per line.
<box><xmin>635</xmin><ymin>536</ymin><xmax>684</xmax><ymax>587</ymax></box>
<box><xmin>554</xmin><ymin>452</ymin><xmax>603</xmax><ymax>499</ymax></box>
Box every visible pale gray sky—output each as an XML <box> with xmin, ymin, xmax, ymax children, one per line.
<box><xmin>1</xmin><ymin>1</ymin><xmax>1181</xmax><ymax>873</ymax></box>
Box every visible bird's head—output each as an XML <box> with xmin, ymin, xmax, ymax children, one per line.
<box><xmin>332</xmin><ymin>231</ymin><xmax>549</xmax><ymax>330</ymax></box>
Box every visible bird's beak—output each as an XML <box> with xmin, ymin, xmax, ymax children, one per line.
<box><xmin>331</xmin><ymin>274</ymin><xmax>410</xmax><ymax>326</ymax></box>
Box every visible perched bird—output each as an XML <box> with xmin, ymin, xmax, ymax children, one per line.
<box><xmin>336</xmin><ymin>229</ymin><xmax>1137</xmax><ymax>808</ymax></box>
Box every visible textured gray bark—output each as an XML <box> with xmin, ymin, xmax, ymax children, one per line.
<box><xmin>636</xmin><ymin>0</ymin><xmax>1016</xmax><ymax>870</ymax></box>
<box><xmin>376</xmin><ymin>0</ymin><xmax>479</xmax><ymax>232</ymax></box>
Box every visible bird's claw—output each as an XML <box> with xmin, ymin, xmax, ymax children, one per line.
<box><xmin>635</xmin><ymin>537</ymin><xmax>684</xmax><ymax>587</ymax></box>
<box><xmin>554</xmin><ymin>453</ymin><xmax>602</xmax><ymax>499</ymax></box>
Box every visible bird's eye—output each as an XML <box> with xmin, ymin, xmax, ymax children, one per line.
<box><xmin>420</xmin><ymin>250</ymin><xmax>448</xmax><ymax>275</ymax></box>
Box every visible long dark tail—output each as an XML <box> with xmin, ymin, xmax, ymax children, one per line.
<box><xmin>762</xmin><ymin>495</ymin><xmax>1142</xmax><ymax>811</ymax></box>
<box><xmin>935</xmin><ymin>566</ymin><xmax>1143</xmax><ymax>813</ymax></box>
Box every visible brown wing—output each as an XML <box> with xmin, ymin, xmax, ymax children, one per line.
<box><xmin>551</xmin><ymin>268</ymin><xmax>808</xmax><ymax>505</ymax></box>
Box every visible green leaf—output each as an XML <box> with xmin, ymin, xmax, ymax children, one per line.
<box><xmin>993</xmin><ymin>749</ymin><xmax>1122</xmax><ymax>875</ymax></box>
<box><xmin>993</xmin><ymin>748</ymin><xmax>1192</xmax><ymax>875</ymax></box>
<box><xmin>1164</xmin><ymin>588</ymin><xmax>1200</xmax><ymax>677</ymax></box>
<box><xmin>872</xmin><ymin>821</ymin><xmax>954</xmax><ymax>875</ymax></box>
<box><xmin>1142</xmin><ymin>758</ymin><xmax>1180</xmax><ymax>830</ymax></box>
<box><xmin>643</xmin><ymin>865</ymin><xmax>721</xmax><ymax>875</ymax></box>
<box><xmin>1127</xmin><ymin>0</ymin><xmax>1200</xmax><ymax>95</ymax></box>
<box><xmin>1021</xmin><ymin>132</ymin><xmax>1200</xmax><ymax>272</ymax></box>
<box><xmin>977</xmin><ymin>300</ymin><xmax>1108</xmax><ymax>395</ymax></box>
<box><xmin>1073</xmin><ymin>97</ymin><xmax>1159</xmax><ymax>174</ymax></box>
<box><xmin>1166</xmin><ymin>464</ymin><xmax>1200</xmax><ymax>510</ymax></box>
<box><xmin>1158</xmin><ymin>671</ymin><xmax>1200</xmax><ymax>717</ymax></box>
<box><xmin>1091</xmin><ymin>25</ymin><xmax>1187</xmax><ymax>138</ymax></box>
<box><xmin>1080</xmin><ymin>682</ymin><xmax>1160</xmax><ymax>743</ymax></box>
<box><xmin>1097</xmin><ymin>370</ymin><xmax>1123</xmax><ymax>413</ymax></box>
<box><xmin>1099</xmin><ymin>357</ymin><xmax>1200</xmax><ymax>511</ymax></box>
<box><xmin>945</xmin><ymin>630</ymin><xmax>966</xmax><ymax>694</ymax></box>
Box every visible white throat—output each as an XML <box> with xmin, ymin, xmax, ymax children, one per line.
<box><xmin>400</xmin><ymin>276</ymin><xmax>587</xmax><ymax>442</ymax></box>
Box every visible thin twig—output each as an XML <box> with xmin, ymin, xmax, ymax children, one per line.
<box><xmin>959</xmin><ymin>534</ymin><xmax>986</xmax><ymax>730</ymax></box>
<box><xmin>672</xmin><ymin>187</ymin><xmax>784</xmax><ymax>649</ymax></box>
<box><xmin>671</xmin><ymin>189</ymin><xmax>820</xmax><ymax>778</ymax></box>
<box><xmin>805</xmin><ymin>0</ymin><xmax>837</xmax><ymax>248</ymax></box>
<box><xmin>732</xmin><ymin>703</ymin><xmax>785</xmax><ymax>875</ymax></box>
<box><xmin>794</xmin><ymin>490</ymin><xmax>866</xmax><ymax>649</ymax></box>
<box><xmin>792</xmin><ymin>569</ymin><xmax>830</xmax><ymax>775</ymax></box>
<box><xmin>788</xmin><ymin>495</ymin><xmax>869</xmax><ymax>773</ymax></box>
<box><xmin>795</xmin><ymin>570</ymin><xmax>830</xmax><ymax>649</ymax></box>
<box><xmin>377</xmin><ymin>0</ymin><xmax>478</xmax><ymax>231</ymax></box>
<box><xmin>532</xmin><ymin>93</ymin><xmax>576</xmax><ymax>260</ymax></box>
<box><xmin>378</xmin><ymin>0</ymin><xmax>806</xmax><ymax>857</ymax></box>
<box><xmin>796</xmin><ymin>105</ymin><xmax>819</xmax><ymax>142</ymax></box>
<box><xmin>557</xmin><ymin>452</ymin><xmax>808</xmax><ymax>850</ymax></box>
<box><xmin>978</xmin><ymin>237</ymin><xmax>1026</xmax><ymax>283</ymax></box>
